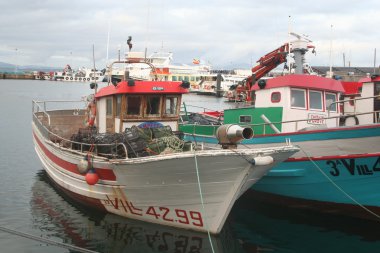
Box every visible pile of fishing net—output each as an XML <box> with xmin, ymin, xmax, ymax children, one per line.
<box><xmin>70</xmin><ymin>125</ymin><xmax>192</xmax><ymax>158</ymax></box>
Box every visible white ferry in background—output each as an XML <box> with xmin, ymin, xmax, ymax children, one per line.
<box><xmin>110</xmin><ymin>51</ymin><xmax>211</xmax><ymax>92</ymax></box>
<box><xmin>53</xmin><ymin>64</ymin><xmax>106</xmax><ymax>82</ymax></box>
<box><xmin>196</xmin><ymin>71</ymin><xmax>248</xmax><ymax>96</ymax></box>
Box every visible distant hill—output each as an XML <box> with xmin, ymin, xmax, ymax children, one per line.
<box><xmin>0</xmin><ymin>62</ymin><xmax>60</xmax><ymax>73</ymax></box>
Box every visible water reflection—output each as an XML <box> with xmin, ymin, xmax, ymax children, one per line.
<box><xmin>30</xmin><ymin>171</ymin><xmax>246</xmax><ymax>253</ymax></box>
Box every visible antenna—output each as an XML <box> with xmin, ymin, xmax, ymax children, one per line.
<box><xmin>329</xmin><ymin>24</ymin><xmax>333</xmax><ymax>78</ymax></box>
<box><xmin>374</xmin><ymin>48</ymin><xmax>377</xmax><ymax>74</ymax></box>
<box><xmin>92</xmin><ymin>44</ymin><xmax>98</xmax><ymax>93</ymax></box>
<box><xmin>106</xmin><ymin>22</ymin><xmax>110</xmax><ymax>65</ymax></box>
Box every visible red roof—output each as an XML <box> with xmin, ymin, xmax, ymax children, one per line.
<box><xmin>251</xmin><ymin>74</ymin><xmax>345</xmax><ymax>93</ymax></box>
<box><xmin>341</xmin><ymin>81</ymin><xmax>362</xmax><ymax>95</ymax></box>
<box><xmin>95</xmin><ymin>80</ymin><xmax>189</xmax><ymax>98</ymax></box>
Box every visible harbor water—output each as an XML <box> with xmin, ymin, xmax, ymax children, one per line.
<box><xmin>0</xmin><ymin>79</ymin><xmax>379</xmax><ymax>253</ymax></box>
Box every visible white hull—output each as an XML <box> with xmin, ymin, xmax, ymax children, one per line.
<box><xmin>32</xmin><ymin>121</ymin><xmax>296</xmax><ymax>233</ymax></box>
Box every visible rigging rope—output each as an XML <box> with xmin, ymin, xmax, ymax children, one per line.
<box><xmin>0</xmin><ymin>226</ymin><xmax>99</xmax><ymax>253</ymax></box>
<box><xmin>192</xmin><ymin>149</ymin><xmax>216</xmax><ymax>253</ymax></box>
<box><xmin>300</xmin><ymin>146</ymin><xmax>380</xmax><ymax>220</ymax></box>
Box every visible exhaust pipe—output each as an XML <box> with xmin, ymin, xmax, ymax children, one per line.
<box><xmin>216</xmin><ymin>124</ymin><xmax>253</xmax><ymax>148</ymax></box>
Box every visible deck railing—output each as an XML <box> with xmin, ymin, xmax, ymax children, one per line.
<box><xmin>181</xmin><ymin>96</ymin><xmax>380</xmax><ymax>137</ymax></box>
<box><xmin>32</xmin><ymin>100</ymin><xmax>128</xmax><ymax>159</ymax></box>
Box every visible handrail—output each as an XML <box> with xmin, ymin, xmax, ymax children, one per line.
<box><xmin>32</xmin><ymin>100</ymin><xmax>129</xmax><ymax>159</ymax></box>
<box><xmin>180</xmin><ymin>110</ymin><xmax>380</xmax><ymax>136</ymax></box>
<box><xmin>32</xmin><ymin>100</ymin><xmax>51</xmax><ymax>125</ymax></box>
<box><xmin>107</xmin><ymin>59</ymin><xmax>158</xmax><ymax>84</ymax></box>
<box><xmin>327</xmin><ymin>94</ymin><xmax>380</xmax><ymax>117</ymax></box>
<box><xmin>34</xmin><ymin>116</ymin><xmax>128</xmax><ymax>159</ymax></box>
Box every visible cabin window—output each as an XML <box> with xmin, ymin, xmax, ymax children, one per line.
<box><xmin>291</xmin><ymin>89</ymin><xmax>306</xmax><ymax>109</ymax></box>
<box><xmin>184</xmin><ymin>76</ymin><xmax>190</xmax><ymax>82</ymax></box>
<box><xmin>172</xmin><ymin>76</ymin><xmax>178</xmax><ymax>81</ymax></box>
<box><xmin>106</xmin><ymin>97</ymin><xmax>113</xmax><ymax>116</ymax></box>
<box><xmin>116</xmin><ymin>95</ymin><xmax>122</xmax><ymax>117</ymax></box>
<box><xmin>271</xmin><ymin>92</ymin><xmax>281</xmax><ymax>103</ymax></box>
<box><xmin>179</xmin><ymin>76</ymin><xmax>184</xmax><ymax>81</ymax></box>
<box><xmin>146</xmin><ymin>96</ymin><xmax>161</xmax><ymax>116</ymax></box>
<box><xmin>126</xmin><ymin>96</ymin><xmax>142</xmax><ymax>116</ymax></box>
<box><xmin>164</xmin><ymin>96</ymin><xmax>179</xmax><ymax>116</ymax></box>
<box><xmin>309</xmin><ymin>90</ymin><xmax>323</xmax><ymax>110</ymax></box>
<box><xmin>326</xmin><ymin>93</ymin><xmax>337</xmax><ymax>112</ymax></box>
<box><xmin>190</xmin><ymin>76</ymin><xmax>195</xmax><ymax>82</ymax></box>
<box><xmin>239</xmin><ymin>115</ymin><xmax>252</xmax><ymax>123</ymax></box>
<box><xmin>196</xmin><ymin>77</ymin><xmax>200</xmax><ymax>82</ymax></box>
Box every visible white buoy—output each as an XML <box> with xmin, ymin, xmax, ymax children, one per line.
<box><xmin>252</xmin><ymin>156</ymin><xmax>274</xmax><ymax>166</ymax></box>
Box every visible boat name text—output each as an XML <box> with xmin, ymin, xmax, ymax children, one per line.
<box><xmin>103</xmin><ymin>195</ymin><xmax>204</xmax><ymax>227</ymax></box>
<box><xmin>326</xmin><ymin>157</ymin><xmax>380</xmax><ymax>176</ymax></box>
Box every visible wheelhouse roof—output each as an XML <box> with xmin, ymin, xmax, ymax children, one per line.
<box><xmin>251</xmin><ymin>74</ymin><xmax>345</xmax><ymax>93</ymax></box>
<box><xmin>95</xmin><ymin>80</ymin><xmax>189</xmax><ymax>98</ymax></box>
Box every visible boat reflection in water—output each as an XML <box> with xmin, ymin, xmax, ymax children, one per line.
<box><xmin>30</xmin><ymin>170</ymin><xmax>246</xmax><ymax>253</ymax></box>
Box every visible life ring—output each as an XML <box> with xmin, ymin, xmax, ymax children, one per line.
<box><xmin>65</xmin><ymin>77</ymin><xmax>69</xmax><ymax>80</ymax></box>
<box><xmin>87</xmin><ymin>101</ymin><xmax>97</xmax><ymax>126</ymax></box>
<box><xmin>340</xmin><ymin>115</ymin><xmax>359</xmax><ymax>126</ymax></box>
<box><xmin>87</xmin><ymin>78</ymin><xmax>90</xmax><ymax>81</ymax></box>
<box><xmin>70</xmin><ymin>77</ymin><xmax>73</xmax><ymax>80</ymax></box>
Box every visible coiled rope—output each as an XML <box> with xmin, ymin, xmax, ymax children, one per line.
<box><xmin>0</xmin><ymin>226</ymin><xmax>99</xmax><ymax>253</ymax></box>
<box><xmin>300</xmin><ymin>146</ymin><xmax>380</xmax><ymax>220</ymax></box>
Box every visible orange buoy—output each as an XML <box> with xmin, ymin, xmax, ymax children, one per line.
<box><xmin>85</xmin><ymin>169</ymin><xmax>99</xmax><ymax>185</ymax></box>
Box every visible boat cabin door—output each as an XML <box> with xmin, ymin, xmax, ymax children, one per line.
<box><xmin>375</xmin><ymin>82</ymin><xmax>380</xmax><ymax>122</ymax></box>
<box><xmin>106</xmin><ymin>97</ymin><xmax>115</xmax><ymax>132</ymax></box>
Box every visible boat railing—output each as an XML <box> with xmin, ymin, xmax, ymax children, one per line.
<box><xmin>181</xmin><ymin>108</ymin><xmax>380</xmax><ymax>137</ymax></box>
<box><xmin>32</xmin><ymin>100</ymin><xmax>129</xmax><ymax>159</ymax></box>
<box><xmin>327</xmin><ymin>94</ymin><xmax>380</xmax><ymax>118</ymax></box>
<box><xmin>107</xmin><ymin>59</ymin><xmax>158</xmax><ymax>85</ymax></box>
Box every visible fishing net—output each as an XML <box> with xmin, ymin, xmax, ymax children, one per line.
<box><xmin>70</xmin><ymin>125</ymin><xmax>191</xmax><ymax>159</ymax></box>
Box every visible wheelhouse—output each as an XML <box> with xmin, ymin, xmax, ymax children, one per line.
<box><xmin>95</xmin><ymin>80</ymin><xmax>188</xmax><ymax>133</ymax></box>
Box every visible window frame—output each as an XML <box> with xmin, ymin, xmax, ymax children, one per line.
<box><xmin>163</xmin><ymin>95</ymin><xmax>180</xmax><ymax>117</ymax></box>
<box><xmin>144</xmin><ymin>95</ymin><xmax>162</xmax><ymax>118</ymax></box>
<box><xmin>125</xmin><ymin>95</ymin><xmax>143</xmax><ymax>119</ymax></box>
<box><xmin>325</xmin><ymin>92</ymin><xmax>338</xmax><ymax>112</ymax></box>
<box><xmin>271</xmin><ymin>92</ymin><xmax>281</xmax><ymax>103</ymax></box>
<box><xmin>290</xmin><ymin>88</ymin><xmax>307</xmax><ymax>109</ymax></box>
<box><xmin>309</xmin><ymin>90</ymin><xmax>323</xmax><ymax>111</ymax></box>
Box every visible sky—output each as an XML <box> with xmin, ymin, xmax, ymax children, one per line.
<box><xmin>0</xmin><ymin>0</ymin><xmax>379</xmax><ymax>70</ymax></box>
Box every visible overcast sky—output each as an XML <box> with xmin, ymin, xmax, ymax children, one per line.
<box><xmin>1</xmin><ymin>0</ymin><xmax>379</xmax><ymax>70</ymax></box>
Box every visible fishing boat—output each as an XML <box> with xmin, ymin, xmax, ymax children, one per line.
<box><xmin>179</xmin><ymin>34</ymin><xmax>380</xmax><ymax>220</ymax></box>
<box><xmin>31</xmin><ymin>59</ymin><xmax>298</xmax><ymax>234</ymax></box>
<box><xmin>53</xmin><ymin>64</ymin><xmax>106</xmax><ymax>82</ymax></box>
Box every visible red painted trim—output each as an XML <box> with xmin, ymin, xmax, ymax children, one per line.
<box><xmin>253</xmin><ymin>123</ymin><xmax>380</xmax><ymax>138</ymax></box>
<box><xmin>95</xmin><ymin>80</ymin><xmax>189</xmax><ymax>98</ymax></box>
<box><xmin>252</xmin><ymin>75</ymin><xmax>345</xmax><ymax>92</ymax></box>
<box><xmin>286</xmin><ymin>152</ymin><xmax>380</xmax><ymax>162</ymax></box>
<box><xmin>33</xmin><ymin>132</ymin><xmax>116</xmax><ymax>181</ymax></box>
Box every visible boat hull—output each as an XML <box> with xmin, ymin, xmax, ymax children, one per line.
<box><xmin>32</xmin><ymin>121</ymin><xmax>296</xmax><ymax>233</ymax></box>
<box><xmin>181</xmin><ymin>124</ymin><xmax>380</xmax><ymax>219</ymax></box>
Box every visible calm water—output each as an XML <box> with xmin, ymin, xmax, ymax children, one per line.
<box><xmin>0</xmin><ymin>79</ymin><xmax>379</xmax><ymax>253</ymax></box>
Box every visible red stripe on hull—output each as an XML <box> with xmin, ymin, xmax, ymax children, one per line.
<box><xmin>287</xmin><ymin>152</ymin><xmax>380</xmax><ymax>162</ymax></box>
<box><xmin>45</xmin><ymin>172</ymin><xmax>107</xmax><ymax>212</ymax></box>
<box><xmin>33</xmin><ymin>131</ymin><xmax>116</xmax><ymax>181</ymax></box>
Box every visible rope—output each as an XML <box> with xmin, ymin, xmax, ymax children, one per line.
<box><xmin>192</xmin><ymin>149</ymin><xmax>216</xmax><ymax>253</ymax></box>
<box><xmin>299</xmin><ymin>146</ymin><xmax>380</xmax><ymax>220</ymax></box>
<box><xmin>0</xmin><ymin>226</ymin><xmax>99</xmax><ymax>253</ymax></box>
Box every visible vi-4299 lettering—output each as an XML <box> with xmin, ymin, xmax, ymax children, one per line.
<box><xmin>326</xmin><ymin>156</ymin><xmax>380</xmax><ymax>176</ymax></box>
<box><xmin>103</xmin><ymin>195</ymin><xmax>204</xmax><ymax>227</ymax></box>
